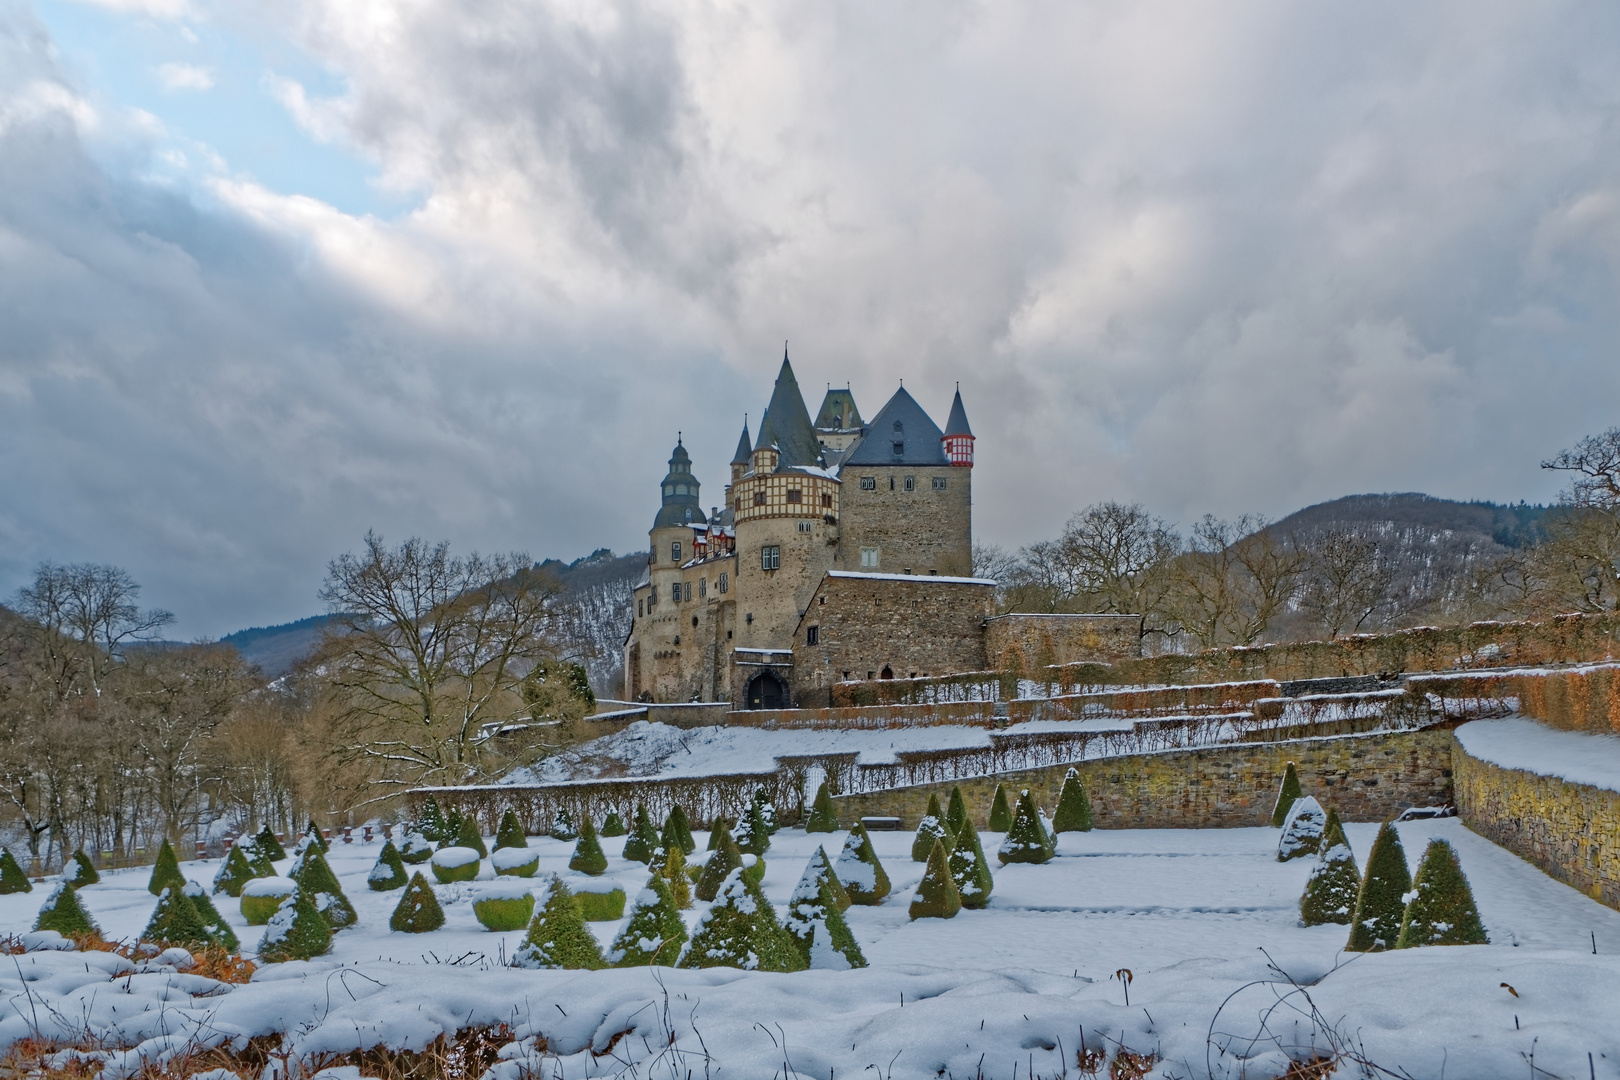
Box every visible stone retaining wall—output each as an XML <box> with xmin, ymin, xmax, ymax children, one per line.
<box><xmin>830</xmin><ymin>728</ymin><xmax>1457</xmax><ymax>830</ymax></box>
<box><xmin>1453</xmin><ymin>741</ymin><xmax>1620</xmax><ymax>910</ymax></box>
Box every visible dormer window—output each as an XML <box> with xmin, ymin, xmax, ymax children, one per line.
<box><xmin>892</xmin><ymin>441</ymin><xmax>904</xmax><ymax>455</ymax></box>
<box><xmin>893</xmin><ymin>420</ymin><xmax>903</xmax><ymax>432</ymax></box>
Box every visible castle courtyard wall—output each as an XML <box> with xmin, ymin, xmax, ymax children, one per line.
<box><xmin>837</xmin><ymin>467</ymin><xmax>971</xmax><ymax>575</ymax></box>
<box><xmin>985</xmin><ymin>613</ymin><xmax>1143</xmax><ymax>671</ymax></box>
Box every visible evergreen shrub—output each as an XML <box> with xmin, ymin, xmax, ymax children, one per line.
<box><xmin>439</xmin><ymin>809</ymin><xmax>464</xmax><ymax>850</ymax></box>
<box><xmin>258</xmin><ymin>888</ymin><xmax>332</xmax><ymax>962</ymax></box>
<box><xmin>368</xmin><ymin>841</ymin><xmax>409</xmax><ymax>891</ymax></box>
<box><xmin>235</xmin><ymin>835</ymin><xmax>276</xmax><ymax>877</ymax></box>
<box><xmin>608</xmin><ymin>877</ymin><xmax>686</xmax><ymax>966</ymax></box>
<box><xmin>573</xmin><ymin>883</ymin><xmax>627</xmax><ymax>921</ymax></box>
<box><xmin>988</xmin><ymin>784</ymin><xmax>1013</xmax><ymax>832</ymax></box>
<box><xmin>752</xmin><ymin>788</ymin><xmax>780</xmax><ymax>834</ymax></box>
<box><xmin>183</xmin><ymin>881</ymin><xmax>238</xmax><ymax>952</ymax></box>
<box><xmin>1277</xmin><ymin>796</ymin><xmax>1327</xmax><ymax>862</ymax></box>
<box><xmin>142</xmin><ymin>886</ymin><xmax>213</xmax><ymax>951</ymax></box>
<box><xmin>945</xmin><ymin>786</ymin><xmax>968</xmax><ymax>841</ymax></box>
<box><xmin>511</xmin><ymin>877</ymin><xmax>606</xmax><ymax>969</ymax></box>
<box><xmin>390</xmin><ymin>872</ymin><xmax>446</xmax><ymax>933</ymax></box>
<box><xmin>661</xmin><ymin>804</ymin><xmax>696</xmax><ymax>854</ymax></box>
<box><xmin>1300</xmin><ymin>809</ymin><xmax>1360</xmax><ymax>927</ymax></box>
<box><xmin>798</xmin><ymin>846</ymin><xmax>851</xmax><ymax>912</ymax></box>
<box><xmin>909</xmin><ymin>839</ymin><xmax>962</xmax><ymax>920</ymax></box>
<box><xmin>64</xmin><ymin>850</ymin><xmax>100</xmax><ymax>887</ymax></box>
<box><xmin>622</xmin><ymin>804</ymin><xmax>659</xmax><ymax>864</ymax></box>
<box><xmin>741</xmin><ymin>854</ymin><xmax>766</xmax><ymax>885</ymax></box>
<box><xmin>550</xmin><ymin>807</ymin><xmax>579</xmax><ymax>841</ymax></box>
<box><xmin>214</xmin><ymin>846</ymin><xmax>260</xmax><ymax>897</ymax></box>
<box><xmin>1271</xmin><ymin>762</ymin><xmax>1303</xmax><ymax>828</ymax></box>
<box><xmin>290</xmin><ymin>847</ymin><xmax>357</xmax><ymax>929</ymax></box>
<box><xmin>696</xmin><ymin>826</ymin><xmax>743</xmax><ymax>902</ymax></box>
<box><xmin>240</xmin><ymin>877</ymin><xmax>296</xmax><ymax>925</ymax></box>
<box><xmin>833</xmin><ymin>822</ymin><xmax>890</xmax><ymax>905</ymax></box>
<box><xmin>997</xmin><ymin>790</ymin><xmax>1055</xmax><ymax>865</ymax></box>
<box><xmin>495</xmin><ymin>809</ymin><xmax>529</xmax><ymax>850</ymax></box>
<box><xmin>430</xmin><ymin>846</ymin><xmax>482</xmax><ymax>883</ymax></box>
<box><xmin>299</xmin><ymin>822</ymin><xmax>330</xmax><ymax>855</ymax></box>
<box><xmin>0</xmin><ymin>847</ymin><xmax>30</xmax><ymax>894</ymax></box>
<box><xmin>785</xmin><ymin>856</ymin><xmax>865</xmax><ymax>969</ymax></box>
<box><xmin>948</xmin><ymin>817</ymin><xmax>994</xmax><ymax>909</ymax></box>
<box><xmin>600</xmin><ymin>811</ymin><xmax>627</xmax><ymax>838</ymax></box>
<box><xmin>35</xmin><ymin>883</ymin><xmax>98</xmax><ymax>937</ymax></box>
<box><xmin>149</xmin><ymin>838</ymin><xmax>187</xmax><ymax>897</ymax></box>
<box><xmin>569</xmin><ymin>819</ymin><xmax>609</xmax><ymax>876</ymax></box>
<box><xmin>677</xmin><ymin>869</ymin><xmax>805</xmax><ymax>972</ymax></box>
<box><xmin>473</xmin><ymin>882</ymin><xmax>536</xmax><ymax>931</ymax></box>
<box><xmin>398</xmin><ymin>828</ymin><xmax>435</xmax><ymax>864</ymax></box>
<box><xmin>735</xmin><ymin>799</ymin><xmax>771</xmax><ymax>856</ymax></box>
<box><xmin>1346</xmin><ymin>822</ymin><xmax>1412</xmax><ymax>952</ymax></box>
<box><xmin>1052</xmin><ymin>768</ymin><xmax>1094</xmax><ymax>833</ymax></box>
<box><xmin>1395</xmin><ymin>839</ymin><xmax>1488</xmax><ymax>947</ymax></box>
<box><xmin>416</xmin><ymin>798</ymin><xmax>448</xmax><ymax>842</ymax></box>
<box><xmin>804</xmin><ymin>782</ymin><xmax>840</xmax><ymax>833</ymax></box>
<box><xmin>493</xmin><ymin>847</ymin><xmax>541</xmax><ymax>877</ymax></box>
<box><xmin>455</xmin><ymin>814</ymin><xmax>489</xmax><ymax>858</ymax></box>
<box><xmin>911</xmin><ymin>806</ymin><xmax>950</xmax><ymax>863</ymax></box>
<box><xmin>255</xmin><ymin>826</ymin><xmax>287</xmax><ymax>861</ymax></box>
<box><xmin>650</xmin><ymin>846</ymin><xmax>692</xmax><ymax>908</ymax></box>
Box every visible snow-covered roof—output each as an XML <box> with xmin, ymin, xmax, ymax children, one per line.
<box><xmin>827</xmin><ymin>571</ymin><xmax>997</xmax><ymax>586</ymax></box>
<box><xmin>734</xmin><ymin>647</ymin><xmax>792</xmax><ymax>656</ymax></box>
<box><xmin>785</xmin><ymin>464</ymin><xmax>841</xmax><ymax>480</ymax></box>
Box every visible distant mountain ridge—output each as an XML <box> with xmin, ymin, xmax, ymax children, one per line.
<box><xmin>1268</xmin><ymin>493</ymin><xmax>1548</xmax><ymax>549</ymax></box>
<box><xmin>219</xmin><ymin>614</ymin><xmax>338</xmax><ymax>679</ymax></box>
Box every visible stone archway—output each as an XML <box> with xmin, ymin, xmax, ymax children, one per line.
<box><xmin>745</xmin><ymin>671</ymin><xmax>788</xmax><ymax>710</ymax></box>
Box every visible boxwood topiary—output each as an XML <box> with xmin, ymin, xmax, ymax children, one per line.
<box><xmin>608</xmin><ymin>877</ymin><xmax>687</xmax><ymax>966</ymax></box>
<box><xmin>600</xmin><ymin>811</ymin><xmax>627</xmax><ymax>838</ymax></box>
<box><xmin>569</xmin><ymin>819</ymin><xmax>609</xmax><ymax>876</ymax></box>
<box><xmin>299</xmin><ymin>822</ymin><xmax>329</xmax><ymax>855</ymax></box>
<box><xmin>258</xmin><ymin>887</ymin><xmax>332</xmax><ymax>962</ymax></box>
<box><xmin>785</xmin><ymin>854</ymin><xmax>865</xmax><ymax>969</ymax></box>
<box><xmin>0</xmin><ymin>847</ymin><xmax>33</xmax><ymax>894</ymax></box>
<box><xmin>677</xmin><ymin>869</ymin><xmax>805</xmax><ymax>972</ymax></box>
<box><xmin>290</xmin><ymin>847</ymin><xmax>357</xmax><ymax>929</ymax></box>
<box><xmin>453</xmin><ymin>814</ymin><xmax>488</xmax><ymax>858</ymax></box>
<box><xmin>493</xmin><ymin>847</ymin><xmax>541</xmax><ymax>878</ymax></box>
<box><xmin>416</xmin><ymin>798</ymin><xmax>448</xmax><ymax>843</ymax></box>
<box><xmin>183</xmin><ymin>881</ymin><xmax>239</xmax><ymax>952</ymax></box>
<box><xmin>1052</xmin><ymin>768</ymin><xmax>1093</xmax><ymax>833</ymax></box>
<box><xmin>573</xmin><ymin>884</ymin><xmax>627</xmax><ymax>921</ymax></box>
<box><xmin>511</xmin><ymin>877</ymin><xmax>606</xmax><ymax>970</ymax></box>
<box><xmin>214</xmin><ymin>845</ymin><xmax>260</xmax><ymax>897</ymax></box>
<box><xmin>797</xmin><ymin>846</ymin><xmax>850</xmax><ymax>912</ymax></box>
<box><xmin>1271</xmin><ymin>762</ymin><xmax>1303</xmax><ymax>828</ymax></box>
<box><xmin>431</xmin><ymin>846</ymin><xmax>482</xmax><ymax>883</ymax></box>
<box><xmin>1346</xmin><ymin>822</ymin><xmax>1412</xmax><ymax>952</ymax></box>
<box><xmin>1395</xmin><ymin>839</ymin><xmax>1488</xmax><ymax>947</ymax></box>
<box><xmin>472</xmin><ymin>884</ymin><xmax>535</xmax><ymax>932</ymax></box>
<box><xmin>649</xmin><ymin>846</ymin><xmax>692</xmax><ymax>909</ymax></box>
<box><xmin>1277</xmin><ymin>796</ymin><xmax>1327</xmax><ymax>862</ymax></box>
<box><xmin>908</xmin><ymin>838</ymin><xmax>962</xmax><ymax>920</ymax></box>
<box><xmin>1300</xmin><ymin>808</ymin><xmax>1360</xmax><ymax>927</ymax></box>
<box><xmin>148</xmin><ymin>838</ymin><xmax>187</xmax><ymax>897</ymax></box>
<box><xmin>948</xmin><ymin>817</ymin><xmax>994</xmax><ymax>909</ymax></box>
<box><xmin>804</xmin><ymin>782</ymin><xmax>840</xmax><ymax>834</ymax></box>
<box><xmin>368</xmin><ymin>841</ymin><xmax>409</xmax><ymax>891</ymax></box>
<box><xmin>752</xmin><ymin>789</ymin><xmax>780</xmax><ymax>834</ymax></box>
<box><xmin>695</xmin><ymin>826</ymin><xmax>743</xmax><ymax>903</ymax></box>
<box><xmin>390</xmin><ymin>872</ymin><xmax>446</xmax><ymax>933</ymax></box>
<box><xmin>997</xmin><ymin>790</ymin><xmax>1054</xmax><ymax>865</ymax></box>
<box><xmin>34</xmin><ymin>882</ymin><xmax>98</xmax><ymax>937</ymax></box>
<box><xmin>945</xmin><ymin>786</ymin><xmax>969</xmax><ymax>842</ymax></box>
<box><xmin>735</xmin><ymin>799</ymin><xmax>771</xmax><ymax>857</ymax></box>
<box><xmin>912</xmin><ymin>795</ymin><xmax>950</xmax><ymax>862</ymax></box>
<box><xmin>495</xmin><ymin>809</ymin><xmax>528</xmax><ymax>850</ymax></box>
<box><xmin>832</xmin><ymin>822</ymin><xmax>890</xmax><ymax>905</ymax></box>
<box><xmin>142</xmin><ymin>886</ymin><xmax>214</xmax><ymax>951</ymax></box>
<box><xmin>398</xmin><ymin>828</ymin><xmax>435</xmax><ymax>864</ymax></box>
<box><xmin>988</xmin><ymin>784</ymin><xmax>1013</xmax><ymax>832</ymax></box>
<box><xmin>661</xmin><ymin>804</ymin><xmax>696</xmax><ymax>854</ymax></box>
<box><xmin>622</xmin><ymin>804</ymin><xmax>659</xmax><ymax>864</ymax></box>
<box><xmin>549</xmin><ymin>807</ymin><xmax>578</xmax><ymax>841</ymax></box>
<box><xmin>254</xmin><ymin>825</ymin><xmax>287</xmax><ymax>861</ymax></box>
<box><xmin>240</xmin><ymin>877</ymin><xmax>296</xmax><ymax>924</ymax></box>
<box><xmin>64</xmin><ymin>850</ymin><xmax>100</xmax><ymax>887</ymax></box>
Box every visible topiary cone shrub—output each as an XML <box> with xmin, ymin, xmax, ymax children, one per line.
<box><xmin>609</xmin><ymin>877</ymin><xmax>687</xmax><ymax>966</ymax></box>
<box><xmin>735</xmin><ymin>799</ymin><xmax>772</xmax><ymax>857</ymax></box>
<box><xmin>550</xmin><ymin>807</ymin><xmax>579</xmax><ymax>841</ymax></box>
<box><xmin>368</xmin><ymin>841</ymin><xmax>409</xmax><ymax>891</ymax></box>
<box><xmin>569</xmin><ymin>819</ymin><xmax>609</xmax><ymax>876</ymax></box>
<box><xmin>495</xmin><ymin>809</ymin><xmax>529</xmax><ymax>850</ymax></box>
<box><xmin>600</xmin><ymin>811</ymin><xmax>627</xmax><ymax>838</ymax></box>
<box><xmin>911</xmin><ymin>802</ymin><xmax>950</xmax><ymax>863</ymax></box>
<box><xmin>833</xmin><ymin>822</ymin><xmax>890</xmax><ymax>905</ymax></box>
<box><xmin>35</xmin><ymin>882</ymin><xmax>99</xmax><ymax>937</ymax></box>
<box><xmin>623</xmin><ymin>804</ymin><xmax>660</xmax><ymax>864</ymax></box>
<box><xmin>998</xmin><ymin>790</ymin><xmax>1055</xmax><ymax>865</ymax></box>
<box><xmin>741</xmin><ymin>854</ymin><xmax>766</xmax><ymax>886</ymax></box>
<box><xmin>390</xmin><ymin>872</ymin><xmax>446</xmax><ymax>933</ymax></box>
<box><xmin>511</xmin><ymin>877</ymin><xmax>606</xmax><ymax>969</ymax></box>
<box><xmin>290</xmin><ymin>847</ymin><xmax>357</xmax><ymax>929</ymax></box>
<box><xmin>1277</xmin><ymin>796</ymin><xmax>1327</xmax><ymax>862</ymax></box>
<box><xmin>398</xmin><ymin>828</ymin><xmax>435</xmax><ymax>864</ymax></box>
<box><xmin>417</xmin><ymin>797</ymin><xmax>448</xmax><ymax>843</ymax></box>
<box><xmin>183</xmin><ymin>881</ymin><xmax>239</xmax><ymax>952</ymax></box>
<box><xmin>1271</xmin><ymin>762</ymin><xmax>1303</xmax><ymax>828</ymax></box>
<box><xmin>705</xmin><ymin>819</ymin><xmax>732</xmax><ymax>851</ymax></box>
<box><xmin>909</xmin><ymin>839</ymin><xmax>962</xmax><ymax>920</ymax></box>
<box><xmin>1052</xmin><ymin>768</ymin><xmax>1094</xmax><ymax>833</ymax></box>
<box><xmin>431</xmin><ymin>846</ymin><xmax>482</xmax><ymax>884</ymax></box>
<box><xmin>988</xmin><ymin>784</ymin><xmax>1013</xmax><ymax>833</ymax></box>
<box><xmin>1395</xmin><ymin>839</ymin><xmax>1489</xmax><ymax>947</ymax></box>
<box><xmin>455</xmin><ymin>814</ymin><xmax>490</xmax><ymax>858</ymax></box>
<box><xmin>299</xmin><ymin>821</ymin><xmax>329</xmax><ymax>855</ymax></box>
<box><xmin>785</xmin><ymin>857</ymin><xmax>865</xmax><ymax>969</ymax></box>
<box><xmin>804</xmin><ymin>782</ymin><xmax>840</xmax><ymax>833</ymax></box>
<box><xmin>0</xmin><ymin>847</ymin><xmax>33</xmax><ymax>894</ymax></box>
<box><xmin>149</xmin><ymin>838</ymin><xmax>187</xmax><ymax>897</ymax></box>
<box><xmin>1346</xmin><ymin>822</ymin><xmax>1412</xmax><ymax>952</ymax></box>
<box><xmin>240</xmin><ymin>877</ymin><xmax>296</xmax><ymax>925</ymax></box>
<box><xmin>695</xmin><ymin>826</ymin><xmax>744</xmax><ymax>903</ymax></box>
<box><xmin>214</xmin><ymin>846</ymin><xmax>261</xmax><ymax>897</ymax></box>
<box><xmin>254</xmin><ymin>825</ymin><xmax>287</xmax><ymax>862</ymax></box>
<box><xmin>472</xmin><ymin>881</ymin><xmax>536</xmax><ymax>931</ymax></box>
<box><xmin>493</xmin><ymin>846</ymin><xmax>541</xmax><ymax>878</ymax></box>
<box><xmin>1300</xmin><ymin>809</ymin><xmax>1361</xmax><ymax>927</ymax></box>
<box><xmin>948</xmin><ymin>817</ymin><xmax>994</xmax><ymax>909</ymax></box>
<box><xmin>677</xmin><ymin>869</ymin><xmax>805</xmax><ymax>972</ymax></box>
<box><xmin>945</xmin><ymin>786</ymin><xmax>969</xmax><ymax>842</ymax></box>
<box><xmin>650</xmin><ymin>846</ymin><xmax>692</xmax><ymax>909</ymax></box>
<box><xmin>142</xmin><ymin>886</ymin><xmax>214</xmax><ymax>951</ymax></box>
<box><xmin>64</xmin><ymin>849</ymin><xmax>100</xmax><ymax>887</ymax></box>
<box><xmin>258</xmin><ymin>887</ymin><xmax>332</xmax><ymax>962</ymax></box>
<box><xmin>235</xmin><ymin>835</ymin><xmax>276</xmax><ymax>877</ymax></box>
<box><xmin>753</xmin><ymin>789</ymin><xmax>780</xmax><ymax>834</ymax></box>
<box><xmin>661</xmin><ymin>804</ymin><xmax>696</xmax><ymax>854</ymax></box>
<box><xmin>439</xmin><ymin>808</ymin><xmax>464</xmax><ymax>850</ymax></box>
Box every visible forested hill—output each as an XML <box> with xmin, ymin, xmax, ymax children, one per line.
<box><xmin>1268</xmin><ymin>493</ymin><xmax>1548</xmax><ymax>549</ymax></box>
<box><xmin>220</xmin><ymin>615</ymin><xmax>337</xmax><ymax>678</ymax></box>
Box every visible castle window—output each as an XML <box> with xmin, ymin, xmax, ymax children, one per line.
<box><xmin>932</xmin><ymin>477</ymin><xmax>948</xmax><ymax>491</ymax></box>
<box><xmin>719</xmin><ymin>572</ymin><xmax>729</xmax><ymax>593</ymax></box>
<box><xmin>903</xmin><ymin>476</ymin><xmax>915</xmax><ymax>491</ymax></box>
<box><xmin>797</xmin><ymin>521</ymin><xmax>812</xmax><ymax>533</ymax></box>
<box><xmin>762</xmin><ymin>546</ymin><xmax>780</xmax><ymax>571</ymax></box>
<box><xmin>671</xmin><ymin>541</ymin><xmax>682</xmax><ymax>562</ymax></box>
<box><xmin>892</xmin><ymin>441</ymin><xmax>904</xmax><ymax>455</ymax></box>
<box><xmin>685</xmin><ymin>582</ymin><xmax>693</xmax><ymax>601</ymax></box>
<box><xmin>786</xmin><ymin>489</ymin><xmax>801</xmax><ymax>503</ymax></box>
<box><xmin>860</xmin><ymin>476</ymin><xmax>876</xmax><ymax>491</ymax></box>
<box><xmin>692</xmin><ymin>615</ymin><xmax>699</xmax><ymax>628</ymax></box>
<box><xmin>754</xmin><ymin>491</ymin><xmax>767</xmax><ymax>505</ymax></box>
<box><xmin>671</xmin><ymin>583</ymin><xmax>681</xmax><ymax>603</ymax></box>
<box><xmin>638</xmin><ymin>599</ymin><xmax>643</xmax><ymax>616</ymax></box>
<box><xmin>806</xmin><ymin>625</ymin><xmax>819</xmax><ymax>646</ymax></box>
<box><xmin>860</xmin><ymin>547</ymin><xmax>879</xmax><ymax>568</ymax></box>
<box><xmin>699</xmin><ymin>578</ymin><xmax>706</xmax><ymax>597</ymax></box>
<box><xmin>821</xmin><ymin>493</ymin><xmax>833</xmax><ymax>507</ymax></box>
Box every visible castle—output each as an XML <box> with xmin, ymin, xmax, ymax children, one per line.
<box><xmin>624</xmin><ymin>353</ymin><xmax>998</xmax><ymax>707</ymax></box>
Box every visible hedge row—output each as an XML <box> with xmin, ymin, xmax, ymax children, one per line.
<box><xmin>1007</xmin><ymin>680</ymin><xmax>1281</xmax><ymax>723</ymax></box>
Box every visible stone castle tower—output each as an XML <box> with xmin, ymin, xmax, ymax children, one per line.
<box><xmin>625</xmin><ymin>351</ymin><xmax>980</xmax><ymax>706</ymax></box>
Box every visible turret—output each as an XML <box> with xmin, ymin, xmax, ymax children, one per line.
<box><xmin>942</xmin><ymin>386</ymin><xmax>974</xmax><ymax>466</ymax></box>
<box><xmin>730</xmin><ymin>418</ymin><xmax>752</xmax><ymax>483</ymax></box>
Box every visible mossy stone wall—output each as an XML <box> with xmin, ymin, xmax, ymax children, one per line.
<box><xmin>1453</xmin><ymin>738</ymin><xmax>1620</xmax><ymax>910</ymax></box>
<box><xmin>830</xmin><ymin>729</ymin><xmax>1456</xmax><ymax>829</ymax></box>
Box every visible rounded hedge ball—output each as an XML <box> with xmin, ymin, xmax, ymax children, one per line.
<box><xmin>473</xmin><ymin>881</ymin><xmax>536</xmax><ymax>931</ymax></box>
<box><xmin>491</xmin><ymin>847</ymin><xmax>540</xmax><ymax>878</ymax></box>
<box><xmin>239</xmin><ymin>876</ymin><xmax>296</xmax><ymax>925</ymax></box>
<box><xmin>430</xmin><ymin>846</ymin><xmax>482</xmax><ymax>884</ymax></box>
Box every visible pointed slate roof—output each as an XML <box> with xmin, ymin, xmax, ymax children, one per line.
<box><xmin>944</xmin><ymin>387</ymin><xmax>973</xmax><ymax>437</ymax></box>
<box><xmin>814</xmin><ymin>387</ymin><xmax>863</xmax><ymax>431</ymax></box>
<box><xmin>752</xmin><ymin>353</ymin><xmax>821</xmax><ymax>468</ymax></box>
<box><xmin>843</xmin><ymin>386</ymin><xmax>949</xmax><ymax>466</ymax></box>
<box><xmin>731</xmin><ymin>419</ymin><xmax>753</xmax><ymax>465</ymax></box>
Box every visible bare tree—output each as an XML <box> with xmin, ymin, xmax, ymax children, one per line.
<box><xmin>1298</xmin><ymin>528</ymin><xmax>1394</xmax><ymax>638</ymax></box>
<box><xmin>12</xmin><ymin>563</ymin><xmax>173</xmax><ymax>698</ymax></box>
<box><xmin>1530</xmin><ymin>429</ymin><xmax>1620</xmax><ymax>613</ymax></box>
<box><xmin>318</xmin><ymin>532</ymin><xmax>564</xmax><ymax>796</ymax></box>
<box><xmin>1228</xmin><ymin>523</ymin><xmax>1309</xmax><ymax>644</ymax></box>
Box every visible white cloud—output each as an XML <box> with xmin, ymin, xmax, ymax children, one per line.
<box><xmin>155</xmin><ymin>62</ymin><xmax>213</xmax><ymax>91</ymax></box>
<box><xmin>64</xmin><ymin>0</ymin><xmax>189</xmax><ymax>18</ymax></box>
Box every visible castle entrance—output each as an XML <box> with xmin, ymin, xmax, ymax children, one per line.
<box><xmin>745</xmin><ymin>672</ymin><xmax>787</xmax><ymax>710</ymax></box>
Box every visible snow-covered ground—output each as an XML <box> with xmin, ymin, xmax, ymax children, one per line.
<box><xmin>1457</xmin><ymin>716</ymin><xmax>1620</xmax><ymax>793</ymax></box>
<box><xmin>4</xmin><ymin>817</ymin><xmax>1619</xmax><ymax>1079</ymax></box>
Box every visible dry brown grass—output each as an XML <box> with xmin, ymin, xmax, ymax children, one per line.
<box><xmin>1108</xmin><ymin>1048</ymin><xmax>1157</xmax><ymax>1080</ymax></box>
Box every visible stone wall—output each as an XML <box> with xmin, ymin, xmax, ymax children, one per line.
<box><xmin>985</xmin><ymin>613</ymin><xmax>1142</xmax><ymax>671</ymax></box>
<box><xmin>829</xmin><ymin>728</ymin><xmax>1457</xmax><ymax>829</ymax></box>
<box><xmin>1453</xmin><ymin>741</ymin><xmax>1620</xmax><ymax>910</ymax></box>
<box><xmin>790</xmin><ymin>573</ymin><xmax>994</xmax><ymax>706</ymax></box>
<box><xmin>837</xmin><ymin>466</ymin><xmax>971</xmax><ymax>576</ymax></box>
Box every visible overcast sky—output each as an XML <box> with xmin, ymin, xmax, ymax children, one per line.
<box><xmin>4</xmin><ymin>0</ymin><xmax>1620</xmax><ymax>638</ymax></box>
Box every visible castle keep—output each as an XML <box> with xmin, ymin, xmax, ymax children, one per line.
<box><xmin>625</xmin><ymin>354</ymin><xmax>992</xmax><ymax>707</ymax></box>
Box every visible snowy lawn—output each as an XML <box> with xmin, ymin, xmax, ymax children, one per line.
<box><xmin>3</xmin><ymin>820</ymin><xmax>1619</xmax><ymax>1079</ymax></box>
